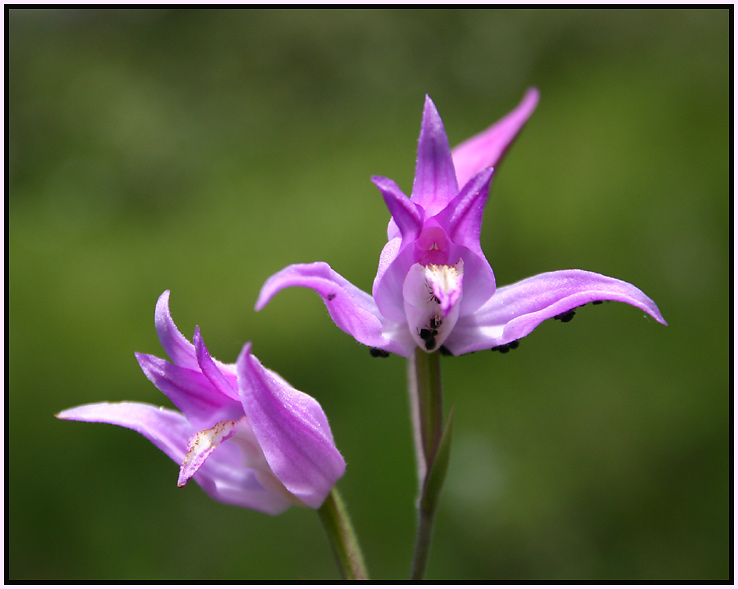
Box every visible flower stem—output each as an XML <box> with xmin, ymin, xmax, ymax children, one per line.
<box><xmin>408</xmin><ymin>349</ymin><xmax>451</xmax><ymax>580</ymax></box>
<box><xmin>317</xmin><ymin>487</ymin><xmax>369</xmax><ymax>580</ymax></box>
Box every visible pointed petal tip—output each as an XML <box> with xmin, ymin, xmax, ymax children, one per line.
<box><xmin>237</xmin><ymin>341</ymin><xmax>254</xmax><ymax>364</ymax></box>
<box><xmin>524</xmin><ymin>86</ymin><xmax>540</xmax><ymax>104</ymax></box>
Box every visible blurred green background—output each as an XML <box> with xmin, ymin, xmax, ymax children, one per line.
<box><xmin>9</xmin><ymin>8</ymin><xmax>728</xmax><ymax>581</ymax></box>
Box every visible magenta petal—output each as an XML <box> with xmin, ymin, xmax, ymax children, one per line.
<box><xmin>451</xmin><ymin>88</ymin><xmax>539</xmax><ymax>188</ymax></box>
<box><xmin>372</xmin><ymin>175</ymin><xmax>423</xmax><ymax>241</ymax></box>
<box><xmin>432</xmin><ymin>166</ymin><xmax>495</xmax><ymax>253</ymax></box>
<box><xmin>193</xmin><ymin>327</ymin><xmax>240</xmax><ymax>402</ymax></box>
<box><xmin>256</xmin><ymin>262</ymin><xmax>414</xmax><ymax>356</ymax></box>
<box><xmin>154</xmin><ymin>291</ymin><xmax>199</xmax><ymax>371</ymax></box>
<box><xmin>237</xmin><ymin>343</ymin><xmax>346</xmax><ymax>509</ymax></box>
<box><xmin>56</xmin><ymin>402</ymin><xmax>194</xmax><ymax>465</ymax></box>
<box><xmin>411</xmin><ymin>96</ymin><xmax>459</xmax><ymax>215</ymax></box>
<box><xmin>56</xmin><ymin>402</ymin><xmax>291</xmax><ymax>515</ymax></box>
<box><xmin>135</xmin><ymin>352</ymin><xmax>243</xmax><ymax>429</ymax></box>
<box><xmin>447</xmin><ymin>269</ymin><xmax>667</xmax><ymax>355</ymax></box>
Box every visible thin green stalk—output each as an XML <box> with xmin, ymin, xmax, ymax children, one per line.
<box><xmin>408</xmin><ymin>349</ymin><xmax>451</xmax><ymax>581</ymax></box>
<box><xmin>317</xmin><ymin>487</ymin><xmax>369</xmax><ymax>580</ymax></box>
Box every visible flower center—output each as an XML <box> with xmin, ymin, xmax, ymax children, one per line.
<box><xmin>403</xmin><ymin>259</ymin><xmax>464</xmax><ymax>352</ymax></box>
<box><xmin>415</xmin><ymin>225</ymin><xmax>449</xmax><ymax>266</ymax></box>
<box><xmin>424</xmin><ymin>260</ymin><xmax>464</xmax><ymax>318</ymax></box>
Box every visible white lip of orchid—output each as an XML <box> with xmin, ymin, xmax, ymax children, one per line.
<box><xmin>424</xmin><ymin>259</ymin><xmax>464</xmax><ymax>318</ymax></box>
<box><xmin>403</xmin><ymin>260</ymin><xmax>464</xmax><ymax>352</ymax></box>
<box><xmin>178</xmin><ymin>417</ymin><xmax>306</xmax><ymax>507</ymax></box>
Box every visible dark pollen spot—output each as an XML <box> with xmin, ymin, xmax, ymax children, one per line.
<box><xmin>554</xmin><ymin>309</ymin><xmax>576</xmax><ymax>322</ymax></box>
<box><xmin>491</xmin><ymin>340</ymin><xmax>519</xmax><ymax>353</ymax></box>
<box><xmin>327</xmin><ymin>293</ymin><xmax>336</xmax><ymax>301</ymax></box>
<box><xmin>369</xmin><ymin>347</ymin><xmax>390</xmax><ymax>358</ymax></box>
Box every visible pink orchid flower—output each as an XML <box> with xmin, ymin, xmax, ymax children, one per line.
<box><xmin>257</xmin><ymin>90</ymin><xmax>666</xmax><ymax>357</ymax></box>
<box><xmin>57</xmin><ymin>291</ymin><xmax>346</xmax><ymax>515</ymax></box>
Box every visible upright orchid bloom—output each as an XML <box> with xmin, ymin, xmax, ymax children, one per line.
<box><xmin>57</xmin><ymin>291</ymin><xmax>346</xmax><ymax>515</ymax></box>
<box><xmin>256</xmin><ymin>89</ymin><xmax>666</xmax><ymax>357</ymax></box>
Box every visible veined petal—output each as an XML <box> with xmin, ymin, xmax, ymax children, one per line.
<box><xmin>193</xmin><ymin>327</ymin><xmax>239</xmax><ymax>402</ymax></box>
<box><xmin>372</xmin><ymin>175</ymin><xmax>423</xmax><ymax>242</ymax></box>
<box><xmin>446</xmin><ymin>269</ymin><xmax>667</xmax><ymax>355</ymax></box>
<box><xmin>135</xmin><ymin>352</ymin><xmax>243</xmax><ymax>429</ymax></box>
<box><xmin>56</xmin><ymin>402</ymin><xmax>194</xmax><ymax>465</ymax></box>
<box><xmin>155</xmin><ymin>290</ymin><xmax>199</xmax><ymax>371</ymax></box>
<box><xmin>256</xmin><ymin>262</ymin><xmax>413</xmax><ymax>356</ymax></box>
<box><xmin>451</xmin><ymin>88</ymin><xmax>539</xmax><ymax>188</ymax></box>
<box><xmin>446</xmin><ymin>241</ymin><xmax>496</xmax><ymax>316</ymax></box>
<box><xmin>56</xmin><ymin>402</ymin><xmax>291</xmax><ymax>515</ymax></box>
<box><xmin>411</xmin><ymin>96</ymin><xmax>459</xmax><ymax>215</ymax></box>
<box><xmin>237</xmin><ymin>343</ymin><xmax>346</xmax><ymax>509</ymax></box>
<box><xmin>432</xmin><ymin>167</ymin><xmax>495</xmax><ymax>253</ymax></box>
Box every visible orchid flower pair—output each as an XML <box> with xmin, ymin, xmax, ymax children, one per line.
<box><xmin>57</xmin><ymin>89</ymin><xmax>665</xmax><ymax>550</ymax></box>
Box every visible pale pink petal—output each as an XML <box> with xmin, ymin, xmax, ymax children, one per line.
<box><xmin>447</xmin><ymin>269</ymin><xmax>667</xmax><ymax>355</ymax></box>
<box><xmin>451</xmin><ymin>88</ymin><xmax>539</xmax><ymax>187</ymax></box>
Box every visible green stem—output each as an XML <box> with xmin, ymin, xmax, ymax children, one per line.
<box><xmin>408</xmin><ymin>349</ymin><xmax>448</xmax><ymax>580</ymax></box>
<box><xmin>317</xmin><ymin>487</ymin><xmax>369</xmax><ymax>580</ymax></box>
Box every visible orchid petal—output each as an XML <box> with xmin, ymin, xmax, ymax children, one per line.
<box><xmin>446</xmin><ymin>241</ymin><xmax>496</xmax><ymax>316</ymax></box>
<box><xmin>411</xmin><ymin>96</ymin><xmax>459</xmax><ymax>215</ymax></box>
<box><xmin>56</xmin><ymin>402</ymin><xmax>292</xmax><ymax>515</ymax></box>
<box><xmin>177</xmin><ymin>419</ymin><xmax>238</xmax><ymax>487</ymax></box>
<box><xmin>426</xmin><ymin>260</ymin><xmax>464</xmax><ymax>318</ymax></box>
<box><xmin>56</xmin><ymin>402</ymin><xmax>194</xmax><ymax>465</ymax></box>
<box><xmin>135</xmin><ymin>352</ymin><xmax>243</xmax><ymax>430</ymax></box>
<box><xmin>451</xmin><ymin>88</ymin><xmax>539</xmax><ymax>188</ymax></box>
<box><xmin>154</xmin><ymin>290</ymin><xmax>199</xmax><ymax>371</ymax></box>
<box><xmin>193</xmin><ymin>327</ymin><xmax>240</xmax><ymax>402</ymax></box>
<box><xmin>403</xmin><ymin>263</ymin><xmax>462</xmax><ymax>352</ymax></box>
<box><xmin>372</xmin><ymin>175</ymin><xmax>423</xmax><ymax>242</ymax></box>
<box><xmin>237</xmin><ymin>343</ymin><xmax>346</xmax><ymax>509</ymax></box>
<box><xmin>432</xmin><ymin>167</ymin><xmax>495</xmax><ymax>253</ymax></box>
<box><xmin>372</xmin><ymin>237</ymin><xmax>422</xmax><ymax>330</ymax></box>
<box><xmin>446</xmin><ymin>269</ymin><xmax>667</xmax><ymax>355</ymax></box>
<box><xmin>256</xmin><ymin>262</ymin><xmax>414</xmax><ymax>356</ymax></box>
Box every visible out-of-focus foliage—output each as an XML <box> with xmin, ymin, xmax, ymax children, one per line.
<box><xmin>9</xmin><ymin>8</ymin><xmax>728</xmax><ymax>580</ymax></box>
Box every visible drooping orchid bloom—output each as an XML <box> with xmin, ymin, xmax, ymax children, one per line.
<box><xmin>57</xmin><ymin>291</ymin><xmax>346</xmax><ymax>515</ymax></box>
<box><xmin>256</xmin><ymin>89</ymin><xmax>666</xmax><ymax>357</ymax></box>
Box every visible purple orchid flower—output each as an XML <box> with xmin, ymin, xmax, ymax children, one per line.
<box><xmin>57</xmin><ymin>290</ymin><xmax>346</xmax><ymax>515</ymax></box>
<box><xmin>256</xmin><ymin>89</ymin><xmax>666</xmax><ymax>357</ymax></box>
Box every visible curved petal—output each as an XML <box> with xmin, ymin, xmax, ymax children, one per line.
<box><xmin>446</xmin><ymin>241</ymin><xmax>496</xmax><ymax>316</ymax></box>
<box><xmin>411</xmin><ymin>95</ymin><xmax>459</xmax><ymax>215</ymax></box>
<box><xmin>135</xmin><ymin>352</ymin><xmax>243</xmax><ymax>429</ymax></box>
<box><xmin>446</xmin><ymin>269</ymin><xmax>667</xmax><ymax>355</ymax></box>
<box><xmin>56</xmin><ymin>401</ymin><xmax>194</xmax><ymax>464</ymax></box>
<box><xmin>56</xmin><ymin>402</ymin><xmax>291</xmax><ymax>515</ymax></box>
<box><xmin>193</xmin><ymin>327</ymin><xmax>240</xmax><ymax>402</ymax></box>
<box><xmin>451</xmin><ymin>87</ymin><xmax>539</xmax><ymax>188</ymax></box>
<box><xmin>372</xmin><ymin>175</ymin><xmax>423</xmax><ymax>242</ymax></box>
<box><xmin>177</xmin><ymin>419</ymin><xmax>239</xmax><ymax>487</ymax></box>
<box><xmin>256</xmin><ymin>262</ymin><xmax>413</xmax><ymax>356</ymax></box>
<box><xmin>237</xmin><ymin>343</ymin><xmax>346</xmax><ymax>509</ymax></box>
<box><xmin>154</xmin><ymin>291</ymin><xmax>199</xmax><ymax>371</ymax></box>
<box><xmin>194</xmin><ymin>457</ymin><xmax>292</xmax><ymax>516</ymax></box>
<box><xmin>432</xmin><ymin>167</ymin><xmax>495</xmax><ymax>254</ymax></box>
<box><xmin>372</xmin><ymin>237</ymin><xmax>419</xmax><ymax>328</ymax></box>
